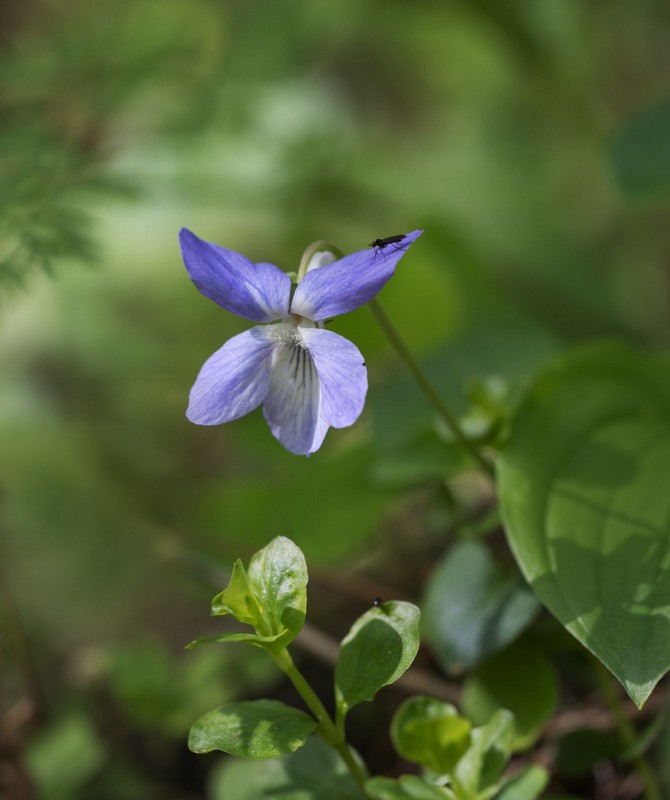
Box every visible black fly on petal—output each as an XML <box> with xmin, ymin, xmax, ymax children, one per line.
<box><xmin>369</xmin><ymin>234</ymin><xmax>407</xmax><ymax>259</ymax></box>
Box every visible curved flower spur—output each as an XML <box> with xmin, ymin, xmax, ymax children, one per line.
<box><xmin>179</xmin><ymin>229</ymin><xmax>423</xmax><ymax>455</ymax></box>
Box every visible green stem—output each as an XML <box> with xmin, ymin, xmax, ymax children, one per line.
<box><xmin>368</xmin><ymin>298</ymin><xmax>495</xmax><ymax>479</ymax></box>
<box><xmin>594</xmin><ymin>660</ymin><xmax>662</xmax><ymax>800</ymax></box>
<box><xmin>268</xmin><ymin>645</ymin><xmax>369</xmax><ymax>793</ymax></box>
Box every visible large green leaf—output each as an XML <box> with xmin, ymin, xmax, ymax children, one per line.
<box><xmin>421</xmin><ymin>541</ymin><xmax>539</xmax><ymax>671</ymax></box>
<box><xmin>335</xmin><ymin>601</ymin><xmax>420</xmax><ymax>718</ymax></box>
<box><xmin>499</xmin><ymin>344</ymin><xmax>670</xmax><ymax>707</ymax></box>
<box><xmin>188</xmin><ymin>699</ymin><xmax>316</xmax><ymax>758</ymax></box>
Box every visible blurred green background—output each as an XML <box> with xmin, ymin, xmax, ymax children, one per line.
<box><xmin>2</xmin><ymin>1</ymin><xmax>670</xmax><ymax>797</ymax></box>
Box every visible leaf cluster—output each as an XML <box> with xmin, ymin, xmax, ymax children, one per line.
<box><xmin>187</xmin><ymin>536</ymin><xmax>420</xmax><ymax>771</ymax></box>
<box><xmin>185</xmin><ymin>538</ymin><xmax>553</xmax><ymax>800</ymax></box>
<box><xmin>370</xmin><ymin>703</ymin><xmax>547</xmax><ymax>800</ymax></box>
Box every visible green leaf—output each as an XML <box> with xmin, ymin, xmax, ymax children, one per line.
<box><xmin>205</xmin><ymin>537</ymin><xmax>308</xmax><ymax>646</ymax></box>
<box><xmin>492</xmin><ymin>765</ymin><xmax>548</xmax><ymax>800</ymax></box>
<box><xmin>390</xmin><ymin>696</ymin><xmax>471</xmax><ymax>775</ymax></box>
<box><xmin>246</xmin><ymin>536</ymin><xmax>308</xmax><ymax>644</ymax></box>
<box><xmin>335</xmin><ymin>601</ymin><xmax>420</xmax><ymax>717</ymax></box>
<box><xmin>498</xmin><ymin>344</ymin><xmax>670</xmax><ymax>707</ymax></box>
<box><xmin>452</xmin><ymin>710</ymin><xmax>515</xmax><ymax>799</ymax></box>
<box><xmin>211</xmin><ymin>559</ymin><xmax>264</xmax><ymax>626</ymax></box>
<box><xmin>610</xmin><ymin>101</ymin><xmax>670</xmax><ymax>201</ymax></box>
<box><xmin>421</xmin><ymin>541</ymin><xmax>539</xmax><ymax>671</ymax></box>
<box><xmin>209</xmin><ymin>733</ymin><xmax>367</xmax><ymax>799</ymax></box>
<box><xmin>366</xmin><ymin>775</ymin><xmax>453</xmax><ymax>800</ymax></box>
<box><xmin>462</xmin><ymin>643</ymin><xmax>557</xmax><ymax>751</ymax></box>
<box><xmin>188</xmin><ymin>699</ymin><xmax>316</xmax><ymax>758</ymax></box>
<box><xmin>186</xmin><ymin>631</ymin><xmax>286</xmax><ymax>649</ymax></box>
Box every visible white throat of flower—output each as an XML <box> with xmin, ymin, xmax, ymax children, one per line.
<box><xmin>270</xmin><ymin>317</ymin><xmax>316</xmax><ymax>351</ymax></box>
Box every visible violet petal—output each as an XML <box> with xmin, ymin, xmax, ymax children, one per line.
<box><xmin>291</xmin><ymin>229</ymin><xmax>423</xmax><ymax>321</ymax></box>
<box><xmin>180</xmin><ymin>228</ymin><xmax>291</xmax><ymax>322</ymax></box>
<box><xmin>262</xmin><ymin>334</ymin><xmax>327</xmax><ymax>455</ymax></box>
<box><xmin>300</xmin><ymin>328</ymin><xmax>367</xmax><ymax>429</ymax></box>
<box><xmin>187</xmin><ymin>327</ymin><xmax>275</xmax><ymax>425</ymax></box>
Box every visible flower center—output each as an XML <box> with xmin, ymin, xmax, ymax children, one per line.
<box><xmin>270</xmin><ymin>320</ymin><xmax>305</xmax><ymax>349</ymax></box>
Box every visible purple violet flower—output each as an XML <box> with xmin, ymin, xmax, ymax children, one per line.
<box><xmin>180</xmin><ymin>228</ymin><xmax>423</xmax><ymax>455</ymax></box>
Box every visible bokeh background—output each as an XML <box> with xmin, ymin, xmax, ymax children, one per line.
<box><xmin>2</xmin><ymin>1</ymin><xmax>670</xmax><ymax>798</ymax></box>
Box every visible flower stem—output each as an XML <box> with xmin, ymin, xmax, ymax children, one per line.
<box><xmin>297</xmin><ymin>241</ymin><xmax>342</xmax><ymax>282</ymax></box>
<box><xmin>594</xmin><ymin>659</ymin><xmax>662</xmax><ymax>800</ymax></box>
<box><xmin>368</xmin><ymin>298</ymin><xmax>495</xmax><ymax>479</ymax></box>
<box><xmin>268</xmin><ymin>645</ymin><xmax>369</xmax><ymax>793</ymax></box>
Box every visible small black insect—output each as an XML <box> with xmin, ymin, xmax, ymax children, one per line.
<box><xmin>372</xmin><ymin>596</ymin><xmax>383</xmax><ymax>608</ymax></box>
<box><xmin>369</xmin><ymin>234</ymin><xmax>406</xmax><ymax>255</ymax></box>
